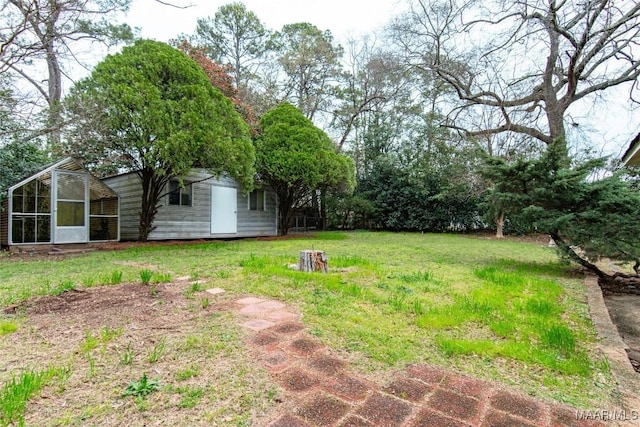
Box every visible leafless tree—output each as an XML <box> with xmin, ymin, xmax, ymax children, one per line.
<box><xmin>331</xmin><ymin>36</ymin><xmax>408</xmax><ymax>152</ymax></box>
<box><xmin>0</xmin><ymin>0</ymin><xmax>133</xmax><ymax>146</ymax></box>
<box><xmin>392</xmin><ymin>0</ymin><xmax>640</xmax><ymax>152</ymax></box>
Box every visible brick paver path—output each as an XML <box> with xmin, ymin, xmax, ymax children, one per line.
<box><xmin>231</xmin><ymin>296</ymin><xmax>608</xmax><ymax>427</ymax></box>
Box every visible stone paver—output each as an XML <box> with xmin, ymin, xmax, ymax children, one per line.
<box><xmin>231</xmin><ymin>295</ymin><xmax>609</xmax><ymax>427</ymax></box>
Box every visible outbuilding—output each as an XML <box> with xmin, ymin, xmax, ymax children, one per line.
<box><xmin>102</xmin><ymin>170</ymin><xmax>278</xmax><ymax>241</ymax></box>
<box><xmin>1</xmin><ymin>157</ymin><xmax>120</xmax><ymax>247</ymax></box>
<box><xmin>622</xmin><ymin>132</ymin><xmax>640</xmax><ymax>166</ymax></box>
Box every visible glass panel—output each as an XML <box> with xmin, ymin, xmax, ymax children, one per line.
<box><xmin>37</xmin><ymin>215</ymin><xmax>51</xmax><ymax>242</ymax></box>
<box><xmin>37</xmin><ymin>195</ymin><xmax>50</xmax><ymax>213</ymax></box>
<box><xmin>181</xmin><ymin>186</ymin><xmax>192</xmax><ymax>206</ymax></box>
<box><xmin>90</xmin><ymin>198</ymin><xmax>118</xmax><ymax>215</ymax></box>
<box><xmin>23</xmin><ymin>217</ymin><xmax>35</xmax><ymax>243</ymax></box>
<box><xmin>102</xmin><ymin>198</ymin><xmax>118</xmax><ymax>215</ymax></box>
<box><xmin>37</xmin><ymin>178</ymin><xmax>51</xmax><ymax>213</ymax></box>
<box><xmin>57</xmin><ymin>173</ymin><xmax>86</xmax><ymax>201</ymax></box>
<box><xmin>57</xmin><ymin>201</ymin><xmax>85</xmax><ymax>226</ymax></box>
<box><xmin>90</xmin><ymin>217</ymin><xmax>118</xmax><ymax>241</ymax></box>
<box><xmin>12</xmin><ymin>195</ymin><xmax>23</xmax><ymax>213</ymax></box>
<box><xmin>37</xmin><ymin>178</ymin><xmax>50</xmax><ymax>198</ymax></box>
<box><xmin>249</xmin><ymin>190</ymin><xmax>264</xmax><ymax>210</ymax></box>
<box><xmin>168</xmin><ymin>181</ymin><xmax>180</xmax><ymax>205</ymax></box>
<box><xmin>24</xmin><ymin>194</ymin><xmax>36</xmax><ymax>213</ymax></box>
<box><xmin>257</xmin><ymin>190</ymin><xmax>264</xmax><ymax>210</ymax></box>
<box><xmin>11</xmin><ymin>217</ymin><xmax>23</xmax><ymax>243</ymax></box>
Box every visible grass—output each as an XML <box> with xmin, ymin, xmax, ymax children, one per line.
<box><xmin>0</xmin><ymin>320</ymin><xmax>17</xmax><ymax>335</ymax></box>
<box><xmin>0</xmin><ymin>231</ymin><xmax>618</xmax><ymax>412</ymax></box>
<box><xmin>0</xmin><ymin>367</ymin><xmax>66</xmax><ymax>427</ymax></box>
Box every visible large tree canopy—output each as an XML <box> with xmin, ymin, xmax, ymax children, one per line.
<box><xmin>481</xmin><ymin>142</ymin><xmax>640</xmax><ymax>292</ymax></box>
<box><xmin>255</xmin><ymin>102</ymin><xmax>354</xmax><ymax>235</ymax></box>
<box><xmin>64</xmin><ymin>39</ymin><xmax>255</xmax><ymax>241</ymax></box>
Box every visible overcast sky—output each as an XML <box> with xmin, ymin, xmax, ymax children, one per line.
<box><xmin>126</xmin><ymin>0</ymin><xmax>406</xmax><ymax>43</ymax></box>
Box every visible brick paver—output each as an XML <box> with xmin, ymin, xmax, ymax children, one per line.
<box><xmin>230</xmin><ymin>295</ymin><xmax>609</xmax><ymax>427</ymax></box>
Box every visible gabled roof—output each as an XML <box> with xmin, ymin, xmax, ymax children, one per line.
<box><xmin>8</xmin><ymin>157</ymin><xmax>117</xmax><ymax>199</ymax></box>
<box><xmin>622</xmin><ymin>132</ymin><xmax>640</xmax><ymax>166</ymax></box>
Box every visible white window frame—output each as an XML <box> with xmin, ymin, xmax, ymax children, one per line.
<box><xmin>168</xmin><ymin>180</ymin><xmax>192</xmax><ymax>206</ymax></box>
<box><xmin>247</xmin><ymin>189</ymin><xmax>266</xmax><ymax>211</ymax></box>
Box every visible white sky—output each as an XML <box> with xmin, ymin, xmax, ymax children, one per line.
<box><xmin>126</xmin><ymin>0</ymin><xmax>405</xmax><ymax>43</ymax></box>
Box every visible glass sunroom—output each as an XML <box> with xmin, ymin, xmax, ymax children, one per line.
<box><xmin>3</xmin><ymin>158</ymin><xmax>119</xmax><ymax>246</ymax></box>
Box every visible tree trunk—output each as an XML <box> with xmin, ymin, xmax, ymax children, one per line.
<box><xmin>279</xmin><ymin>202</ymin><xmax>291</xmax><ymax>236</ymax></box>
<box><xmin>138</xmin><ymin>168</ymin><xmax>166</xmax><ymax>242</ymax></box>
<box><xmin>298</xmin><ymin>250</ymin><xmax>328</xmax><ymax>273</ymax></box>
<box><xmin>550</xmin><ymin>232</ymin><xmax>640</xmax><ymax>294</ymax></box>
<box><xmin>495</xmin><ymin>212</ymin><xmax>505</xmax><ymax>239</ymax></box>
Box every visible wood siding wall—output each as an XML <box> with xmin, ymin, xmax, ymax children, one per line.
<box><xmin>102</xmin><ymin>171</ymin><xmax>277</xmax><ymax>241</ymax></box>
<box><xmin>0</xmin><ymin>199</ymin><xmax>8</xmax><ymax>246</ymax></box>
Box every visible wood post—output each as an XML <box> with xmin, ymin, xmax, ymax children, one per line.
<box><xmin>299</xmin><ymin>250</ymin><xmax>328</xmax><ymax>273</ymax></box>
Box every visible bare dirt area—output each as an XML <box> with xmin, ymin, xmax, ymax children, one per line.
<box><xmin>604</xmin><ymin>294</ymin><xmax>640</xmax><ymax>373</ymax></box>
<box><xmin>0</xmin><ymin>279</ymin><xmax>280</xmax><ymax>426</ymax></box>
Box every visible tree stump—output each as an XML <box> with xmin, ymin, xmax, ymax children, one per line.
<box><xmin>299</xmin><ymin>250</ymin><xmax>328</xmax><ymax>273</ymax></box>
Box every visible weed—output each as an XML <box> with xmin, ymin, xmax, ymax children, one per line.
<box><xmin>332</xmin><ymin>255</ymin><xmax>370</xmax><ymax>267</ymax></box>
<box><xmin>181</xmin><ymin>335</ymin><xmax>201</xmax><ymax>351</ymax></box>
<box><xmin>139</xmin><ymin>269</ymin><xmax>152</xmax><ymax>285</ymax></box>
<box><xmin>217</xmin><ymin>270</ymin><xmax>231</xmax><ymax>279</ymax></box>
<box><xmin>397</xmin><ymin>285</ymin><xmax>415</xmax><ymax>295</ymax></box>
<box><xmin>200</xmin><ymin>297</ymin><xmax>209</xmax><ymax>309</ymax></box>
<box><xmin>82</xmin><ymin>275</ymin><xmax>97</xmax><ymax>287</ymax></box>
<box><xmin>152</xmin><ymin>273</ymin><xmax>172</xmax><ymax>284</ymax></box>
<box><xmin>147</xmin><ymin>338</ymin><xmax>166</xmax><ymax>363</ymax></box>
<box><xmin>411</xmin><ymin>299</ymin><xmax>425</xmax><ymax>316</ymax></box>
<box><xmin>80</xmin><ymin>330</ymin><xmax>99</xmax><ymax>354</ymax></box>
<box><xmin>0</xmin><ymin>320</ymin><xmax>18</xmax><ymax>335</ymax></box>
<box><xmin>150</xmin><ymin>283</ymin><xmax>159</xmax><ymax>297</ymax></box>
<box><xmin>525</xmin><ymin>299</ymin><xmax>557</xmax><ymax>316</ymax></box>
<box><xmin>51</xmin><ymin>280</ymin><xmax>75</xmax><ymax>296</ymax></box>
<box><xmin>177</xmin><ymin>386</ymin><xmax>204</xmax><ymax>409</ymax></box>
<box><xmin>86</xmin><ymin>354</ymin><xmax>96</xmax><ymax>379</ymax></box>
<box><xmin>541</xmin><ymin>324</ymin><xmax>576</xmax><ymax>354</ymax></box>
<box><xmin>110</xmin><ymin>270</ymin><xmax>123</xmax><ymax>285</ymax></box>
<box><xmin>120</xmin><ymin>342</ymin><xmax>134</xmax><ymax>366</ymax></box>
<box><xmin>398</xmin><ymin>271</ymin><xmax>433</xmax><ymax>283</ymax></box>
<box><xmin>100</xmin><ymin>326</ymin><xmax>123</xmax><ymax>343</ymax></box>
<box><xmin>175</xmin><ymin>364</ymin><xmax>200</xmax><ymax>381</ymax></box>
<box><xmin>387</xmin><ymin>294</ymin><xmax>406</xmax><ymax>312</ymax></box>
<box><xmin>190</xmin><ymin>282</ymin><xmax>201</xmax><ymax>292</ymax></box>
<box><xmin>0</xmin><ymin>367</ymin><xmax>62</xmax><ymax>426</ymax></box>
<box><xmin>122</xmin><ymin>373</ymin><xmax>160</xmax><ymax>399</ymax></box>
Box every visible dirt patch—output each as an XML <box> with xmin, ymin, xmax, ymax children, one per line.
<box><xmin>604</xmin><ymin>294</ymin><xmax>640</xmax><ymax>372</ymax></box>
<box><xmin>0</xmin><ymin>280</ymin><xmax>280</xmax><ymax>426</ymax></box>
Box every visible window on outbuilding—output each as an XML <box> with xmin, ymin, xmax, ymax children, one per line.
<box><xmin>168</xmin><ymin>181</ymin><xmax>192</xmax><ymax>206</ymax></box>
<box><xmin>248</xmin><ymin>189</ymin><xmax>265</xmax><ymax>211</ymax></box>
<box><xmin>11</xmin><ymin>176</ymin><xmax>52</xmax><ymax>243</ymax></box>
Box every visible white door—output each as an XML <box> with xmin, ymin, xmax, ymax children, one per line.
<box><xmin>210</xmin><ymin>186</ymin><xmax>237</xmax><ymax>234</ymax></box>
<box><xmin>54</xmin><ymin>171</ymin><xmax>88</xmax><ymax>243</ymax></box>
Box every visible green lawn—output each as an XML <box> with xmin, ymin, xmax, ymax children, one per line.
<box><xmin>0</xmin><ymin>231</ymin><xmax>618</xmax><ymax>411</ymax></box>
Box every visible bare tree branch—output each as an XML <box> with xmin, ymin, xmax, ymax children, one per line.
<box><xmin>393</xmin><ymin>0</ymin><xmax>640</xmax><ymax>148</ymax></box>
